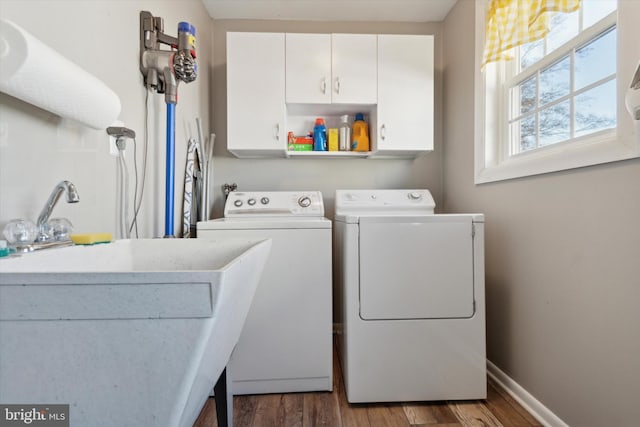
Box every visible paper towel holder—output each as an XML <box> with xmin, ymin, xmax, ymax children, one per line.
<box><xmin>0</xmin><ymin>18</ymin><xmax>121</xmax><ymax>130</ymax></box>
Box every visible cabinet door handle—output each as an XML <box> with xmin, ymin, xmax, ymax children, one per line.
<box><xmin>380</xmin><ymin>124</ymin><xmax>387</xmax><ymax>140</ymax></box>
<box><xmin>334</xmin><ymin>77</ymin><xmax>340</xmax><ymax>95</ymax></box>
<box><xmin>321</xmin><ymin>78</ymin><xmax>327</xmax><ymax>94</ymax></box>
<box><xmin>274</xmin><ymin>123</ymin><xmax>280</xmax><ymax>140</ymax></box>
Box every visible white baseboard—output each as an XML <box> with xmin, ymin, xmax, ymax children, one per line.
<box><xmin>486</xmin><ymin>360</ymin><xmax>569</xmax><ymax>427</ymax></box>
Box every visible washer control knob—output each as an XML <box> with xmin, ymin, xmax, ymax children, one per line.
<box><xmin>260</xmin><ymin>197</ymin><xmax>270</xmax><ymax>205</ymax></box>
<box><xmin>408</xmin><ymin>192</ymin><xmax>422</xmax><ymax>201</ymax></box>
<box><xmin>298</xmin><ymin>196</ymin><xmax>312</xmax><ymax>208</ymax></box>
<box><xmin>233</xmin><ymin>199</ymin><xmax>243</xmax><ymax>207</ymax></box>
<box><xmin>247</xmin><ymin>198</ymin><xmax>256</xmax><ymax>206</ymax></box>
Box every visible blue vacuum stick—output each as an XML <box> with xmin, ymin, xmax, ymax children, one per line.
<box><xmin>165</xmin><ymin>103</ymin><xmax>176</xmax><ymax>237</ymax></box>
<box><xmin>139</xmin><ymin>11</ymin><xmax>197</xmax><ymax>237</ymax></box>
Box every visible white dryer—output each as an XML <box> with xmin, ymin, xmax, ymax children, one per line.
<box><xmin>198</xmin><ymin>191</ymin><xmax>332</xmax><ymax>394</ymax></box>
<box><xmin>334</xmin><ymin>189</ymin><xmax>486</xmax><ymax>403</ymax></box>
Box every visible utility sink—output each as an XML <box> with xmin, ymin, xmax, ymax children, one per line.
<box><xmin>0</xmin><ymin>238</ymin><xmax>271</xmax><ymax>427</ymax></box>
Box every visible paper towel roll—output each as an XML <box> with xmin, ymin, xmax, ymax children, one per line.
<box><xmin>0</xmin><ymin>19</ymin><xmax>121</xmax><ymax>130</ymax></box>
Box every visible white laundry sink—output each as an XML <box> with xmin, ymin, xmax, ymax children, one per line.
<box><xmin>0</xmin><ymin>238</ymin><xmax>271</xmax><ymax>427</ymax></box>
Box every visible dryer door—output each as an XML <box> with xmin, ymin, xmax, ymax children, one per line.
<box><xmin>359</xmin><ymin>215</ymin><xmax>475</xmax><ymax>320</ymax></box>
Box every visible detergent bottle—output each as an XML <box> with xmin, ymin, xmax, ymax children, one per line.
<box><xmin>351</xmin><ymin>113</ymin><xmax>369</xmax><ymax>152</ymax></box>
<box><xmin>313</xmin><ymin>118</ymin><xmax>327</xmax><ymax>151</ymax></box>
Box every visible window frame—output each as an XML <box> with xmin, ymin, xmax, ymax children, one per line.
<box><xmin>474</xmin><ymin>0</ymin><xmax>640</xmax><ymax>184</ymax></box>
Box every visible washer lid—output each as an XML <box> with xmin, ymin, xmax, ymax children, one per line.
<box><xmin>224</xmin><ymin>191</ymin><xmax>324</xmax><ymax>218</ymax></box>
<box><xmin>335</xmin><ymin>189</ymin><xmax>435</xmax><ymax>217</ymax></box>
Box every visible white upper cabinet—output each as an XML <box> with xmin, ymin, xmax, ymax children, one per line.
<box><xmin>227</xmin><ymin>32</ymin><xmax>286</xmax><ymax>157</ymax></box>
<box><xmin>227</xmin><ymin>32</ymin><xmax>434</xmax><ymax>158</ymax></box>
<box><xmin>331</xmin><ymin>34</ymin><xmax>377</xmax><ymax>104</ymax></box>
<box><xmin>286</xmin><ymin>33</ymin><xmax>377</xmax><ymax>104</ymax></box>
<box><xmin>375</xmin><ymin>34</ymin><xmax>434</xmax><ymax>154</ymax></box>
<box><xmin>285</xmin><ymin>34</ymin><xmax>332</xmax><ymax>104</ymax></box>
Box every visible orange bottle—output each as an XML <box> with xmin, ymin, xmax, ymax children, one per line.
<box><xmin>351</xmin><ymin>113</ymin><xmax>369</xmax><ymax>152</ymax></box>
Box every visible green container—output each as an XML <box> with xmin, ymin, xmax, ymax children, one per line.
<box><xmin>288</xmin><ymin>143</ymin><xmax>313</xmax><ymax>151</ymax></box>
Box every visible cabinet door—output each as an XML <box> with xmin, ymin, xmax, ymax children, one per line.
<box><xmin>377</xmin><ymin>35</ymin><xmax>434</xmax><ymax>153</ymax></box>
<box><xmin>227</xmin><ymin>32</ymin><xmax>286</xmax><ymax>156</ymax></box>
<box><xmin>332</xmin><ymin>34</ymin><xmax>377</xmax><ymax>104</ymax></box>
<box><xmin>285</xmin><ymin>34</ymin><xmax>331</xmax><ymax>104</ymax></box>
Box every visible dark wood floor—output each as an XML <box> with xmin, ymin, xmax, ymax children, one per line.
<box><xmin>194</xmin><ymin>345</ymin><xmax>541</xmax><ymax>427</ymax></box>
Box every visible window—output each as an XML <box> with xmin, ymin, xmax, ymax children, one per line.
<box><xmin>510</xmin><ymin>3</ymin><xmax>616</xmax><ymax>155</ymax></box>
<box><xmin>474</xmin><ymin>0</ymin><xmax>640</xmax><ymax>184</ymax></box>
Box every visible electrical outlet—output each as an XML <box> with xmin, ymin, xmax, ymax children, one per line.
<box><xmin>109</xmin><ymin>134</ymin><xmax>119</xmax><ymax>156</ymax></box>
<box><xmin>108</xmin><ymin>120</ymin><xmax>124</xmax><ymax>156</ymax></box>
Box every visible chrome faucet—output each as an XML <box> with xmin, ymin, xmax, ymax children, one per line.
<box><xmin>35</xmin><ymin>180</ymin><xmax>80</xmax><ymax>243</ymax></box>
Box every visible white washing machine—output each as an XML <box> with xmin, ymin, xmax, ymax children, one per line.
<box><xmin>334</xmin><ymin>189</ymin><xmax>486</xmax><ymax>403</ymax></box>
<box><xmin>197</xmin><ymin>191</ymin><xmax>332</xmax><ymax>394</ymax></box>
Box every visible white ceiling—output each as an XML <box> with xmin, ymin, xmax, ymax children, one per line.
<box><xmin>201</xmin><ymin>0</ymin><xmax>458</xmax><ymax>22</ymax></box>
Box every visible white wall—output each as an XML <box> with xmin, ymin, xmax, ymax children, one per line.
<box><xmin>0</xmin><ymin>0</ymin><xmax>212</xmax><ymax>238</ymax></box>
<box><xmin>209</xmin><ymin>19</ymin><xmax>444</xmax><ymax>220</ymax></box>
<box><xmin>443</xmin><ymin>2</ymin><xmax>640</xmax><ymax>425</ymax></box>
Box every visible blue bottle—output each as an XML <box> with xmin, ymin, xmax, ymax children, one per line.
<box><xmin>313</xmin><ymin>118</ymin><xmax>327</xmax><ymax>151</ymax></box>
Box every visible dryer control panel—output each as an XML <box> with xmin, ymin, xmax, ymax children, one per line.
<box><xmin>225</xmin><ymin>191</ymin><xmax>325</xmax><ymax>217</ymax></box>
<box><xmin>335</xmin><ymin>189</ymin><xmax>435</xmax><ymax>215</ymax></box>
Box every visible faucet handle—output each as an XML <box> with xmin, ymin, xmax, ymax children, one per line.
<box><xmin>48</xmin><ymin>218</ymin><xmax>74</xmax><ymax>241</ymax></box>
<box><xmin>3</xmin><ymin>219</ymin><xmax>38</xmax><ymax>245</ymax></box>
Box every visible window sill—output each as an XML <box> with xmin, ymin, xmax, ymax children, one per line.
<box><xmin>475</xmin><ymin>129</ymin><xmax>640</xmax><ymax>184</ymax></box>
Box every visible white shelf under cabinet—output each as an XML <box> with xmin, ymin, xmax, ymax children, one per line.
<box><xmin>286</xmin><ymin>150</ymin><xmax>426</xmax><ymax>159</ymax></box>
<box><xmin>286</xmin><ymin>150</ymin><xmax>370</xmax><ymax>158</ymax></box>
